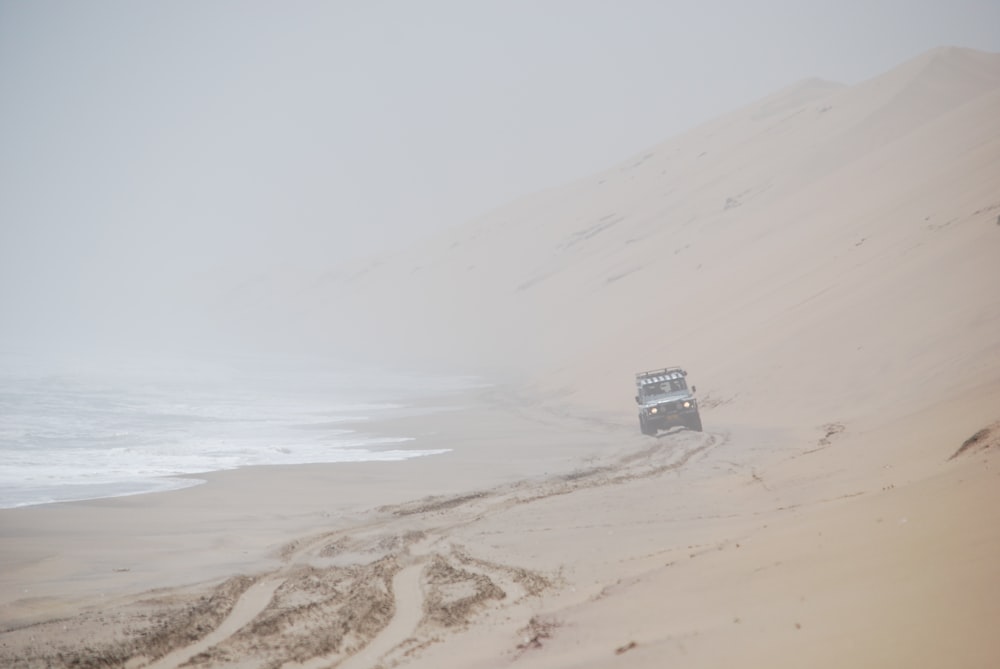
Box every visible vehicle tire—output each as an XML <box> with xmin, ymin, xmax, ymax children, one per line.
<box><xmin>639</xmin><ymin>415</ymin><xmax>656</xmax><ymax>436</ymax></box>
<box><xmin>687</xmin><ymin>414</ymin><xmax>703</xmax><ymax>432</ymax></box>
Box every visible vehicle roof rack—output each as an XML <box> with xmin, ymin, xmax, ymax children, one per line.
<box><xmin>635</xmin><ymin>367</ymin><xmax>687</xmax><ymax>384</ymax></box>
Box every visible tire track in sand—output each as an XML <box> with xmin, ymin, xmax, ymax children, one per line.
<box><xmin>145</xmin><ymin>576</ymin><xmax>284</xmax><ymax>669</ymax></box>
<box><xmin>293</xmin><ymin>535</ymin><xmax>441</xmax><ymax>669</ymax></box>
<box><xmin>330</xmin><ymin>561</ymin><xmax>425</xmax><ymax>669</ymax></box>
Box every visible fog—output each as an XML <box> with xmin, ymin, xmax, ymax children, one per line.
<box><xmin>1</xmin><ymin>1</ymin><xmax>997</xmax><ymax>358</ymax></box>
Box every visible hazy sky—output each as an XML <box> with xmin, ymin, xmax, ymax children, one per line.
<box><xmin>1</xmin><ymin>1</ymin><xmax>998</xmax><ymax>351</ymax></box>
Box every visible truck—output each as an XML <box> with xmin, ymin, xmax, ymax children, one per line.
<box><xmin>635</xmin><ymin>367</ymin><xmax>702</xmax><ymax>435</ymax></box>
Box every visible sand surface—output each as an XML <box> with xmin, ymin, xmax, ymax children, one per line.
<box><xmin>3</xmin><ymin>392</ymin><xmax>998</xmax><ymax>668</ymax></box>
<box><xmin>3</xmin><ymin>46</ymin><xmax>1000</xmax><ymax>668</ymax></box>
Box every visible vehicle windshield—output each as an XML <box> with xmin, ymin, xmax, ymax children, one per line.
<box><xmin>640</xmin><ymin>378</ymin><xmax>686</xmax><ymax>400</ymax></box>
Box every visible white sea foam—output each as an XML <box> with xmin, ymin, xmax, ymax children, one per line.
<box><xmin>0</xmin><ymin>353</ymin><xmax>472</xmax><ymax>508</ymax></box>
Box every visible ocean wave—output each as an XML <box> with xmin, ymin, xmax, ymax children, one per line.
<box><xmin>0</xmin><ymin>354</ymin><xmax>470</xmax><ymax>509</ymax></box>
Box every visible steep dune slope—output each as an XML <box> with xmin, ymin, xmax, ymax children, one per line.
<box><xmin>308</xmin><ymin>48</ymin><xmax>999</xmax><ymax>436</ymax></box>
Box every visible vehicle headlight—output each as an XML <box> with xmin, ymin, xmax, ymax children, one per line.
<box><xmin>683</xmin><ymin>401</ymin><xmax>691</xmax><ymax>408</ymax></box>
<box><xmin>650</xmin><ymin>407</ymin><xmax>658</xmax><ymax>414</ymax></box>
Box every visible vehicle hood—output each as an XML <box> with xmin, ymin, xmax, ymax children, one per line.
<box><xmin>639</xmin><ymin>391</ymin><xmax>694</xmax><ymax>409</ymax></box>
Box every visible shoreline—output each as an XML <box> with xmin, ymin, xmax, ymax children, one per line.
<box><xmin>0</xmin><ymin>383</ymin><xmax>482</xmax><ymax>513</ymax></box>
<box><xmin>0</xmin><ymin>387</ymin><xmax>626</xmax><ymax>623</ymax></box>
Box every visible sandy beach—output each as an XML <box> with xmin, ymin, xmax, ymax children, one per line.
<box><xmin>3</xmin><ymin>384</ymin><xmax>999</xmax><ymax>668</ymax></box>
<box><xmin>3</xmin><ymin>46</ymin><xmax>1000</xmax><ymax>668</ymax></box>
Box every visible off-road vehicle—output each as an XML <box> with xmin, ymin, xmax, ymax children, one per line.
<box><xmin>635</xmin><ymin>367</ymin><xmax>702</xmax><ymax>435</ymax></box>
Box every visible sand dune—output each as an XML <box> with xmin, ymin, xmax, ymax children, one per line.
<box><xmin>2</xmin><ymin>47</ymin><xmax>1000</xmax><ymax>668</ymax></box>
<box><xmin>306</xmin><ymin>48</ymin><xmax>999</xmax><ymax>402</ymax></box>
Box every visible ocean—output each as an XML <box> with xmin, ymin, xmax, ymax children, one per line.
<box><xmin>0</xmin><ymin>353</ymin><xmax>476</xmax><ymax>509</ymax></box>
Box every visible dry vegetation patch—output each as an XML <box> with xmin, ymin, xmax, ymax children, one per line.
<box><xmin>515</xmin><ymin>615</ymin><xmax>560</xmax><ymax>654</ymax></box>
<box><xmin>422</xmin><ymin>555</ymin><xmax>505</xmax><ymax>628</ymax></box>
<box><xmin>949</xmin><ymin>422</ymin><xmax>1000</xmax><ymax>460</ymax></box>
<box><xmin>0</xmin><ymin>576</ymin><xmax>254</xmax><ymax>669</ymax></box>
<box><xmin>193</xmin><ymin>559</ymin><xmax>398</xmax><ymax>667</ymax></box>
